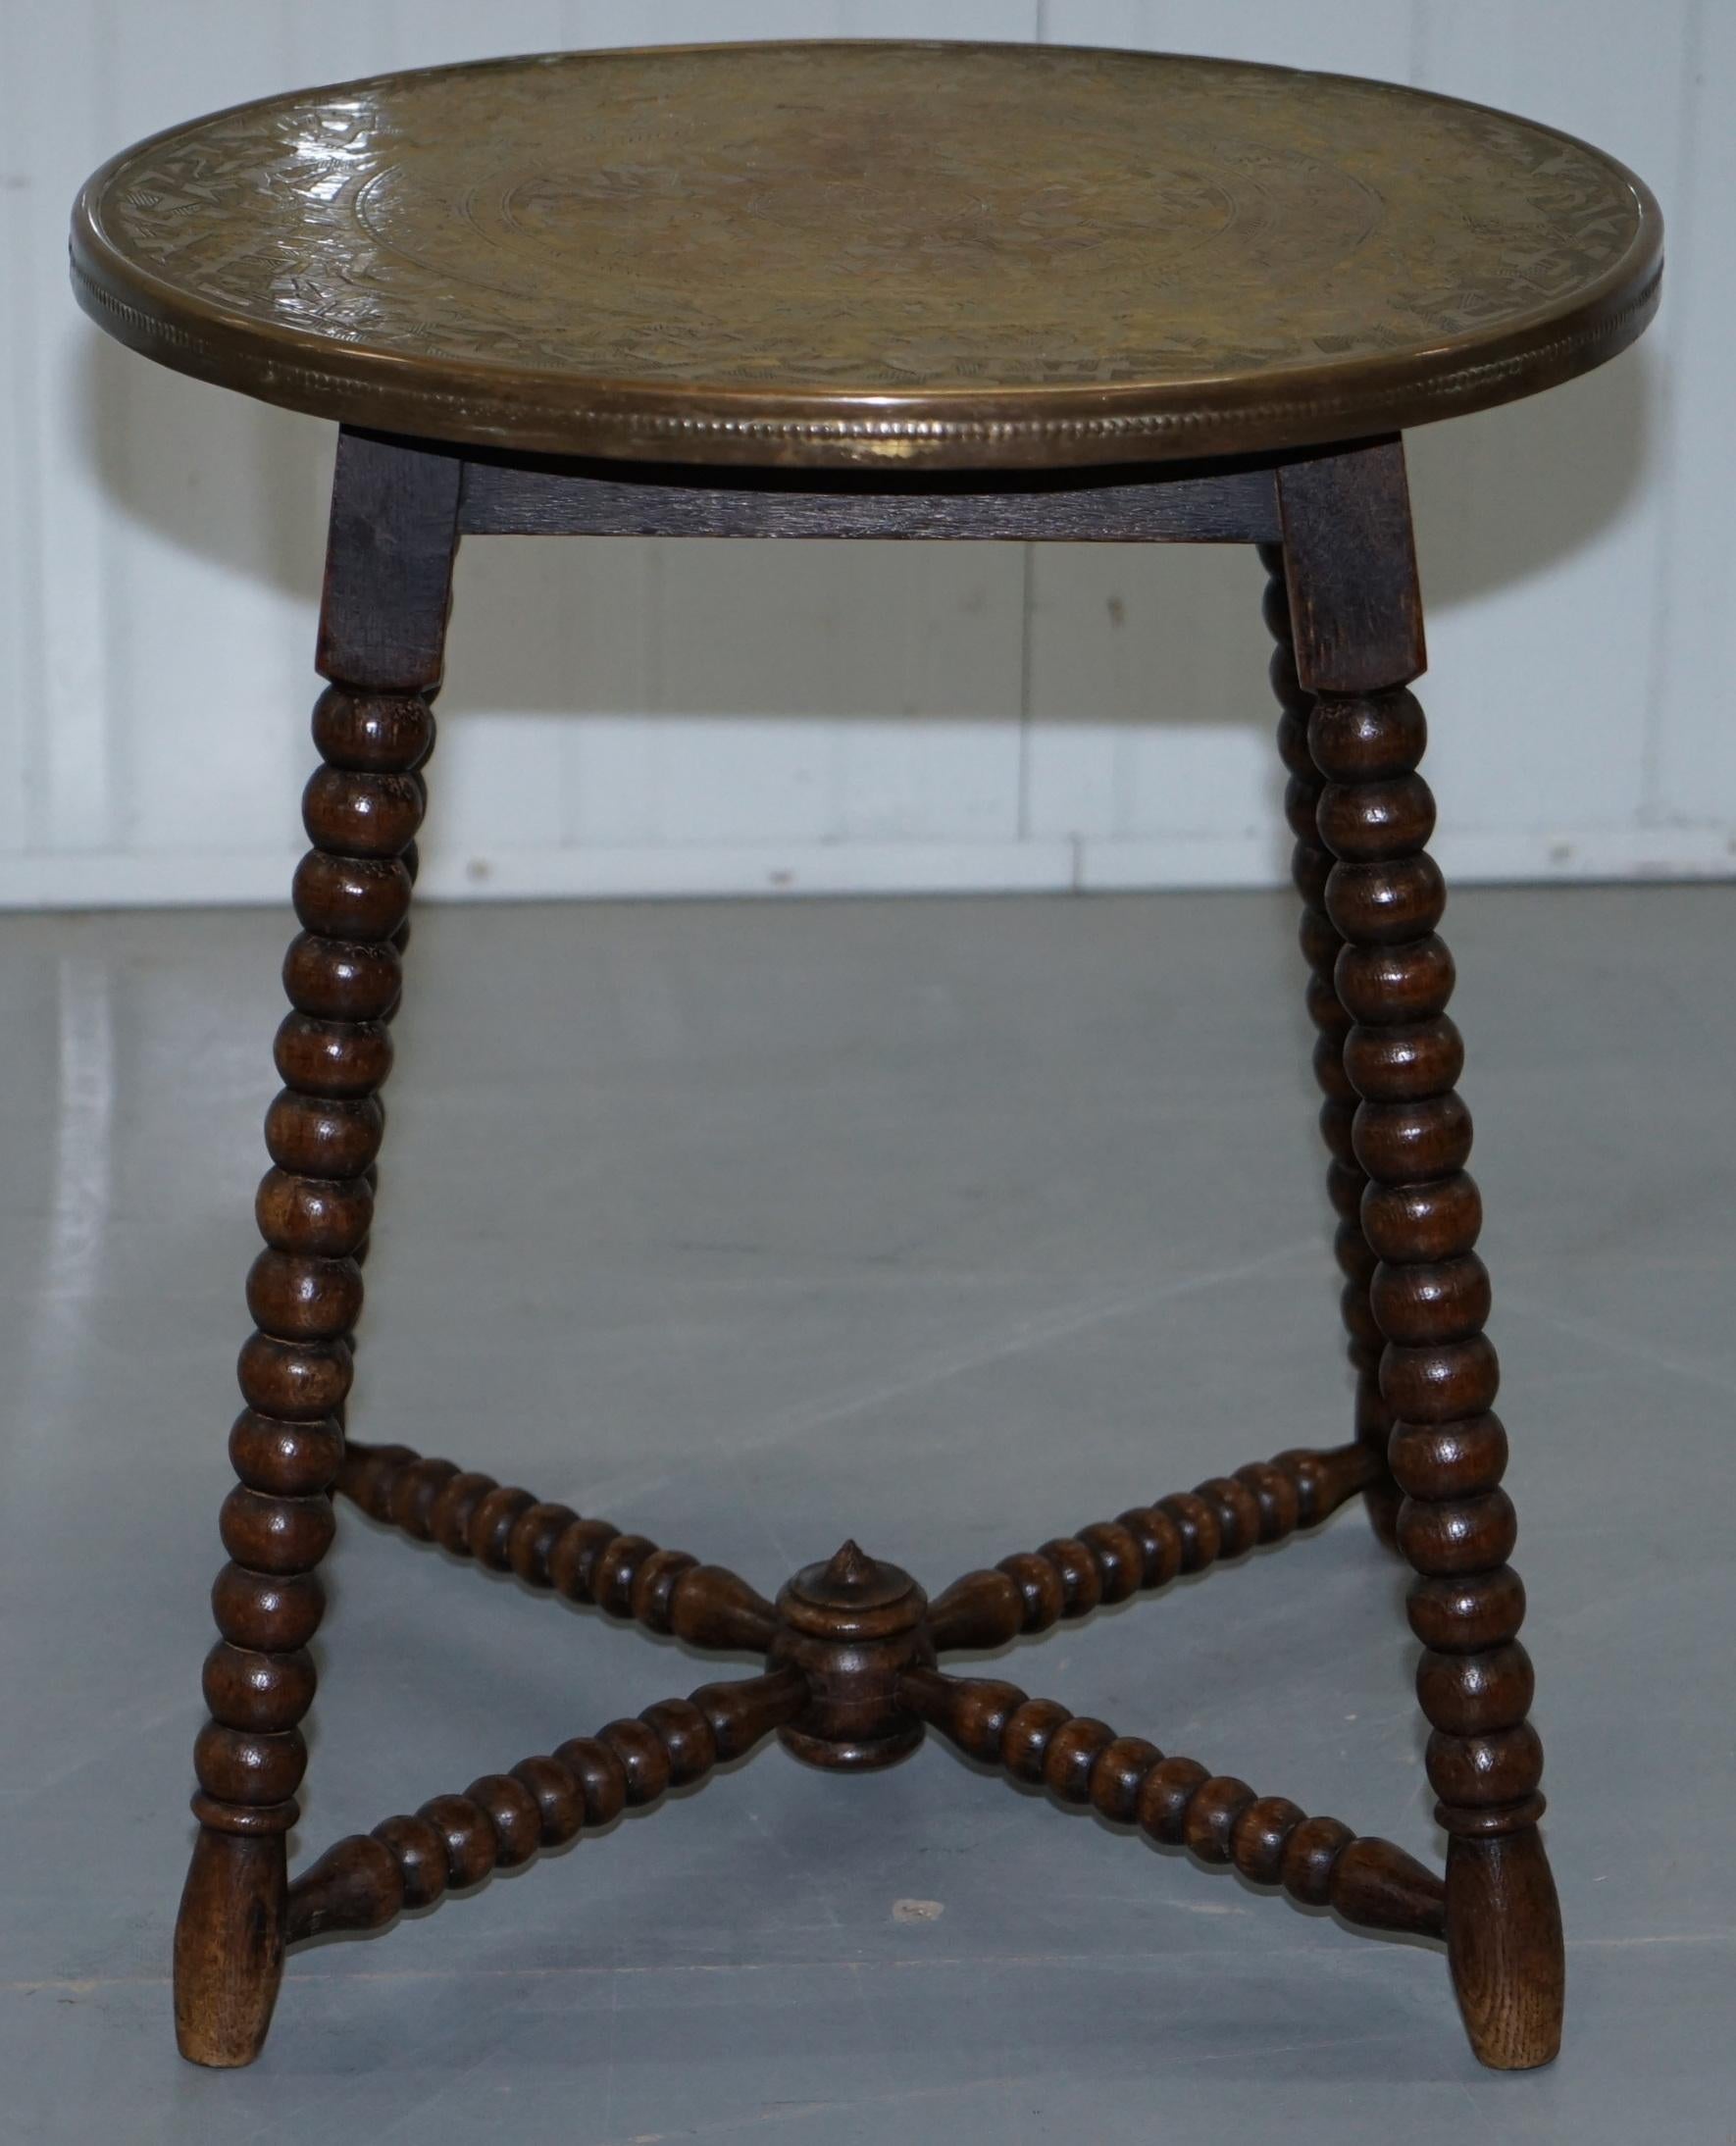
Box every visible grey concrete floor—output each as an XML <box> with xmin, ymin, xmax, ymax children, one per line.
<box><xmin>1</xmin><ymin>885</ymin><xmax>1732</xmax><ymax>2143</ymax></box>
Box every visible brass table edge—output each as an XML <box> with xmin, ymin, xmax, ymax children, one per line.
<box><xmin>69</xmin><ymin>248</ymin><xmax>1662</xmax><ymax>472</ymax></box>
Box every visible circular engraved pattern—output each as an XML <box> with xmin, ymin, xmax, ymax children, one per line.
<box><xmin>70</xmin><ymin>41</ymin><xmax>1662</xmax><ymax>468</ymax></box>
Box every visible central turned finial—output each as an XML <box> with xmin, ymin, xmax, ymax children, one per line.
<box><xmin>790</xmin><ymin>1540</ymin><xmax>919</xmax><ymax>1614</ymax></box>
<box><xmin>768</xmin><ymin>1542</ymin><xmax>933</xmax><ymax>1770</ymax></box>
<box><xmin>824</xmin><ymin>1539</ymin><xmax>874</xmax><ymax>1588</ymax></box>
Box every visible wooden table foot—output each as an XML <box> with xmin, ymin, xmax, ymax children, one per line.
<box><xmin>1447</xmin><ymin>1829</ymin><xmax>1565</xmax><ymax>2070</ymax></box>
<box><xmin>173</xmin><ymin>1828</ymin><xmax>287</xmax><ymax>2069</ymax></box>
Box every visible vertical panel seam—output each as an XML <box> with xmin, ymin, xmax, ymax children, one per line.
<box><xmin>1406</xmin><ymin>0</ymin><xmax>1429</xmax><ymax>87</ymax></box>
<box><xmin>1639</xmin><ymin>0</ymin><xmax>1704</xmax><ymax>824</ymax></box>
<box><xmin>93</xmin><ymin>0</ymin><xmax>128</xmax><ymax>856</ymax></box>
<box><xmin>1016</xmin><ymin>543</ymin><xmax>1036</xmax><ymax>842</ymax></box>
<box><xmin>1</xmin><ymin>26</ymin><xmax>45</xmax><ymax>854</ymax></box>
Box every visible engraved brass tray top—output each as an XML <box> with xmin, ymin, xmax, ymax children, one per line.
<box><xmin>71</xmin><ymin>40</ymin><xmax>1661</xmax><ymax>470</ymax></box>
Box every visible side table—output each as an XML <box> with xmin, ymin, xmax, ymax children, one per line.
<box><xmin>71</xmin><ymin>39</ymin><xmax>1662</xmax><ymax>2076</ymax></box>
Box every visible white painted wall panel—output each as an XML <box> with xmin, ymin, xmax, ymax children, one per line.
<box><xmin>10</xmin><ymin>0</ymin><xmax>119</xmax><ymax>864</ymax></box>
<box><xmin>1</xmin><ymin>0</ymin><xmax>1727</xmax><ymax>905</ymax></box>
<box><xmin>1034</xmin><ymin>0</ymin><xmax>1708</xmax><ymax>890</ymax></box>
<box><xmin>0</xmin><ymin>60</ymin><xmax>41</xmax><ymax>859</ymax></box>
<box><xmin>1404</xmin><ymin>0</ymin><xmax>1692</xmax><ymax>874</ymax></box>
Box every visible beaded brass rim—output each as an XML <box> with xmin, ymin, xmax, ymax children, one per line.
<box><xmin>71</xmin><ymin>41</ymin><xmax>1662</xmax><ymax>469</ymax></box>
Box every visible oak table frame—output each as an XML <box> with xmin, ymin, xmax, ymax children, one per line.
<box><xmin>170</xmin><ymin>425</ymin><xmax>1560</xmax><ymax>2077</ymax></box>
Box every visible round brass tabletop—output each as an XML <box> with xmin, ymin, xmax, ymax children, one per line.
<box><xmin>71</xmin><ymin>41</ymin><xmax>1662</xmax><ymax>470</ymax></box>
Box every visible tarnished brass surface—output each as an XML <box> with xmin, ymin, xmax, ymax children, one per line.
<box><xmin>71</xmin><ymin>41</ymin><xmax>1661</xmax><ymax>469</ymax></box>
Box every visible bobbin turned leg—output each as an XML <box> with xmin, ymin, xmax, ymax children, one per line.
<box><xmin>173</xmin><ymin>432</ymin><xmax>461</xmax><ymax>2067</ymax></box>
<box><xmin>1274</xmin><ymin>440</ymin><xmax>1563</xmax><ymax>2070</ymax></box>
<box><xmin>1261</xmin><ymin>544</ymin><xmax>1399</xmax><ymax>1546</ymax></box>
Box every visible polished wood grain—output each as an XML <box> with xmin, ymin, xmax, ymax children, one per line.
<box><xmin>926</xmin><ymin>1439</ymin><xmax>1379</xmax><ymax>1650</ymax></box>
<box><xmin>457</xmin><ymin>449</ymin><xmax>1282</xmax><ymax>541</ymax></box>
<box><xmin>336</xmin><ymin>1436</ymin><xmax>780</xmax><ymax>1654</ymax></box>
<box><xmin>900</xmin><ymin>1664</ymin><xmax>1446</xmax><ymax>1940</ymax></box>
<box><xmin>158</xmin><ymin>416</ymin><xmax>1579</xmax><ymax>2079</ymax></box>
<box><xmin>1263</xmin><ymin>491</ymin><xmax>1406</xmax><ymax>1549</ymax></box>
<box><xmin>1280</xmin><ymin>443</ymin><xmax>1565</xmax><ymax>2069</ymax></box>
<box><xmin>284</xmin><ymin>1668</ymin><xmax>806</xmax><ymax>1940</ymax></box>
<box><xmin>171</xmin><ymin>431</ymin><xmax>460</xmax><ymax>2069</ymax></box>
<box><xmin>71</xmin><ymin>43</ymin><xmax>1659</xmax><ymax>468</ymax></box>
